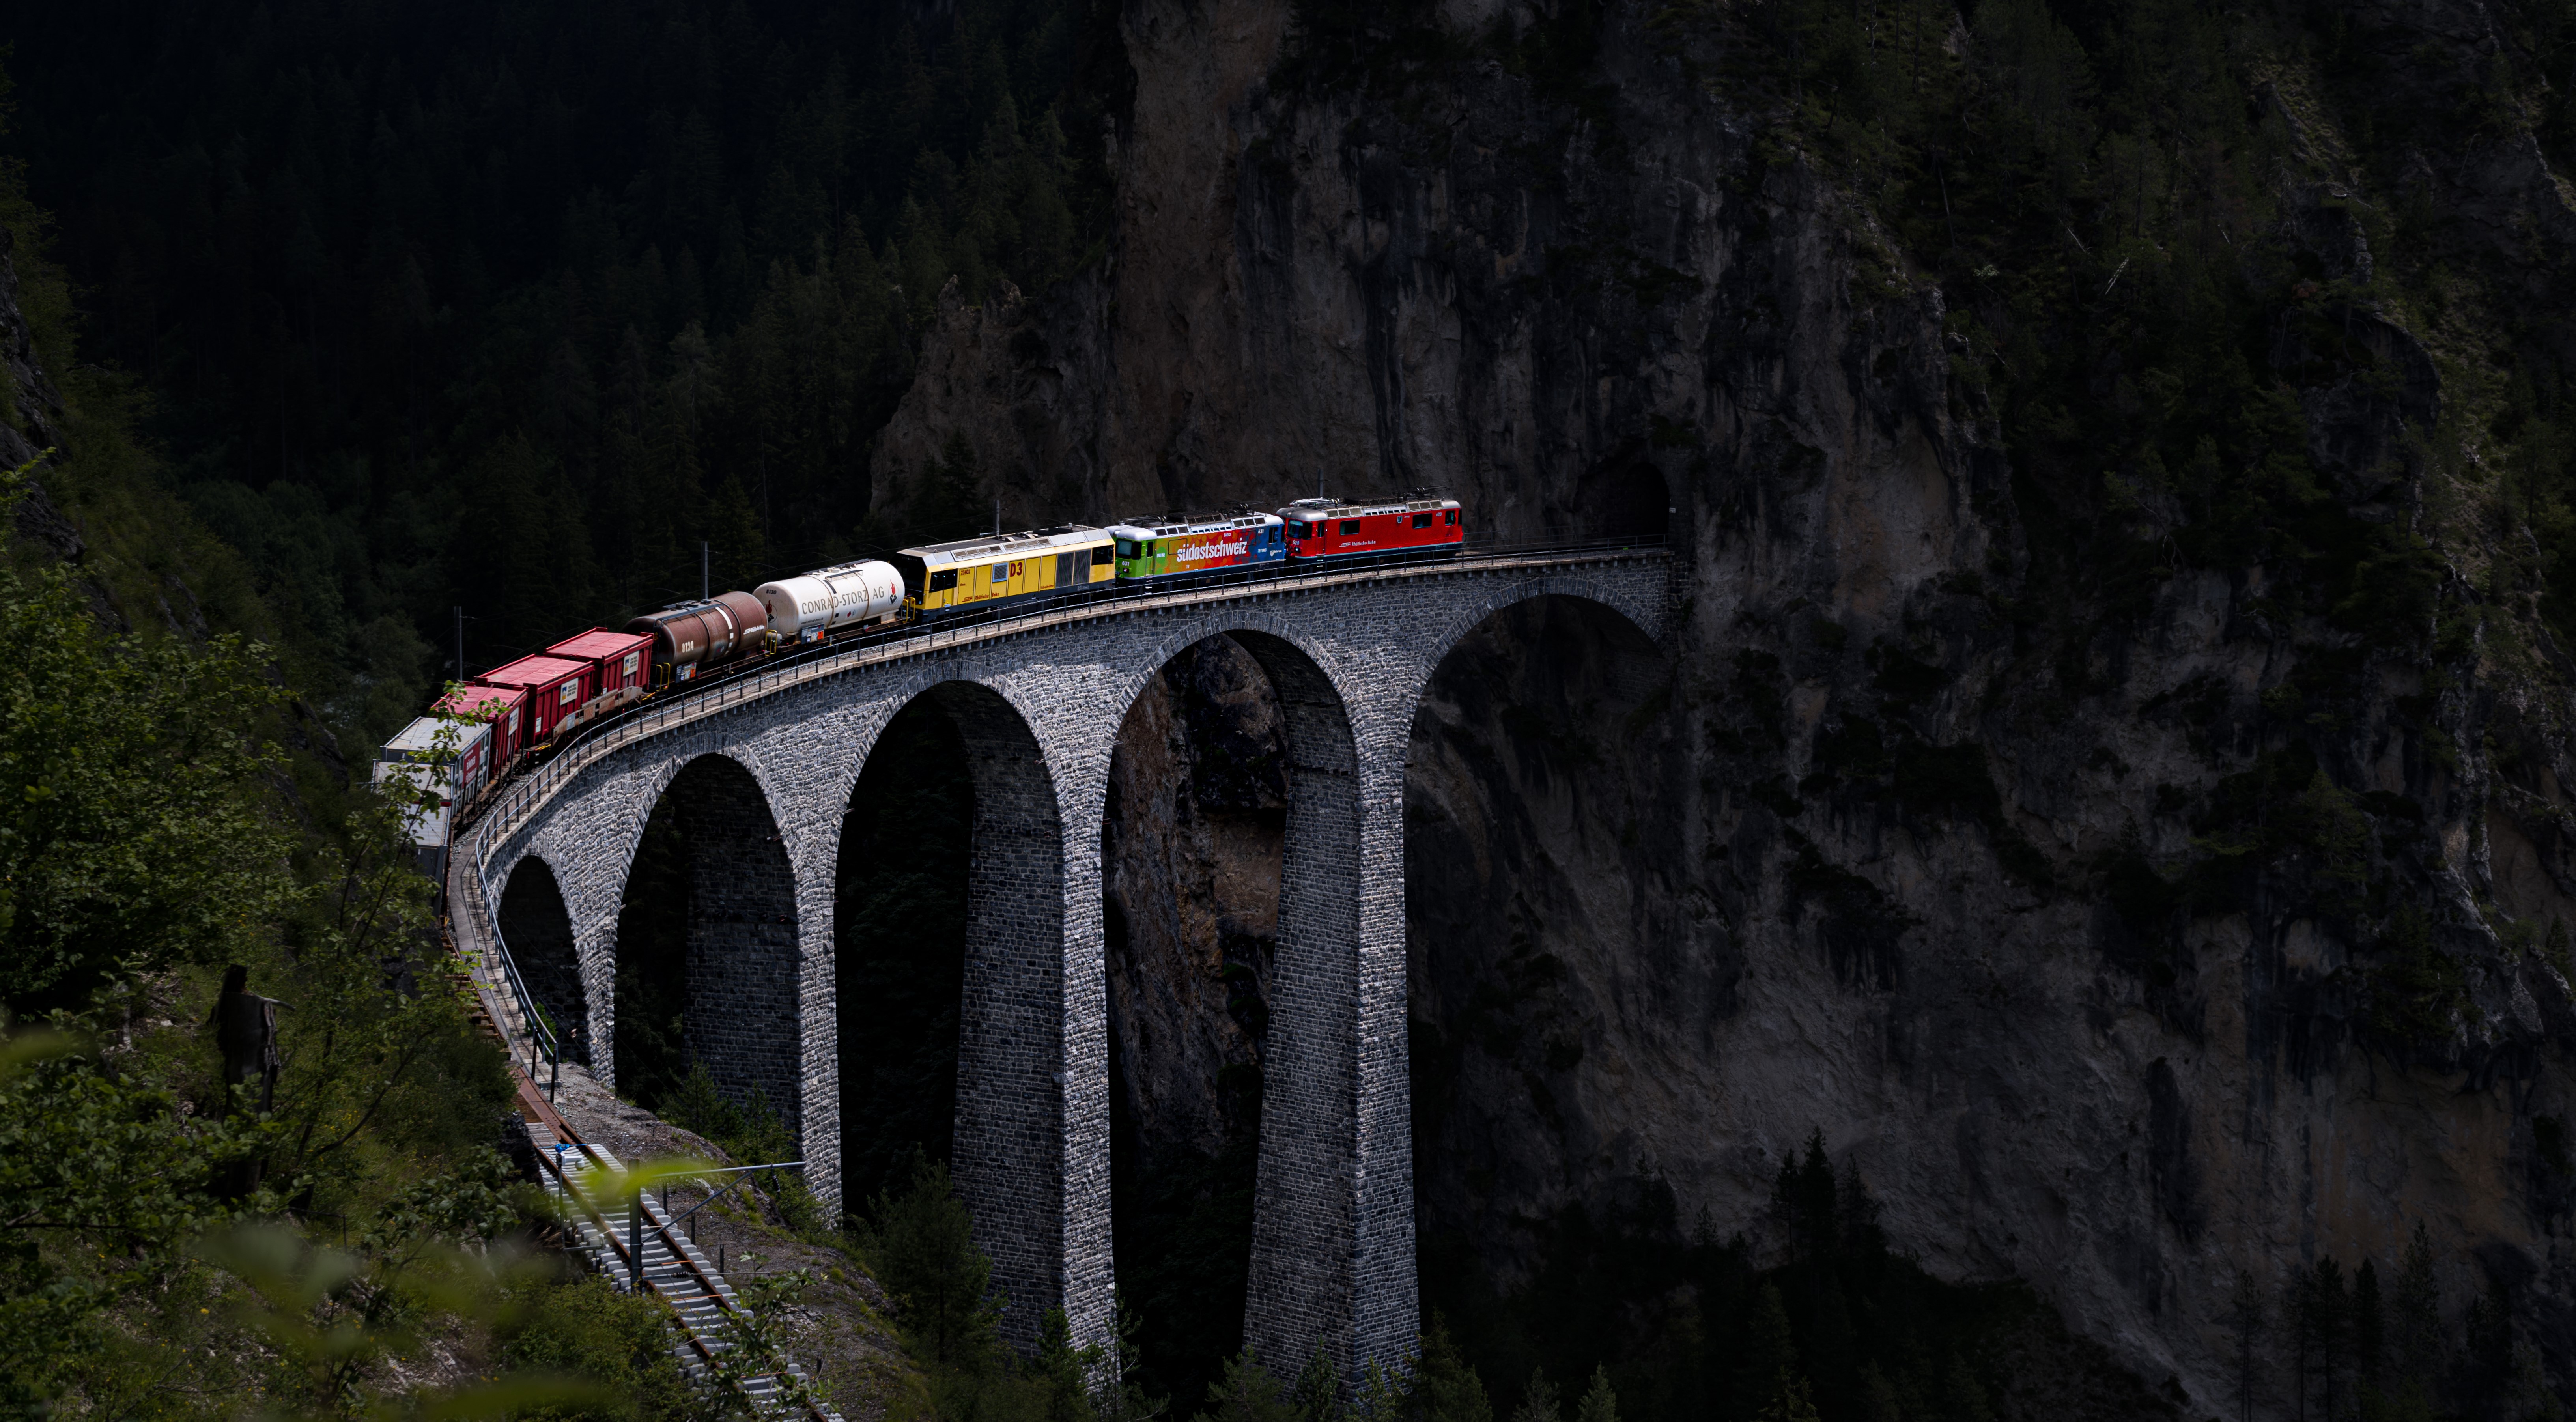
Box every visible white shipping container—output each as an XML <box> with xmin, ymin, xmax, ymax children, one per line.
<box><xmin>374</xmin><ymin>716</ymin><xmax>494</xmax><ymax>850</ymax></box>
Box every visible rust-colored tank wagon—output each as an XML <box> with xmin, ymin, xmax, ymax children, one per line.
<box><xmin>437</xmin><ymin>682</ymin><xmax>528</xmax><ymax>766</ymax></box>
<box><xmin>474</xmin><ymin>654</ymin><xmax>592</xmax><ymax>744</ymax></box>
<box><xmin>623</xmin><ymin>590</ymin><xmax>769</xmax><ymax>683</ymax></box>
<box><xmin>547</xmin><ymin>627</ymin><xmax>655</xmax><ymax>710</ymax></box>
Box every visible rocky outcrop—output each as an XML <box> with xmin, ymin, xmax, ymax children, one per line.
<box><xmin>868</xmin><ymin>0</ymin><xmax>2576</xmax><ymax>1411</ymax></box>
<box><xmin>0</xmin><ymin>222</ymin><xmax>84</xmax><ymax>565</ymax></box>
<box><xmin>1105</xmin><ymin>633</ymin><xmax>1289</xmax><ymax>1167</ymax></box>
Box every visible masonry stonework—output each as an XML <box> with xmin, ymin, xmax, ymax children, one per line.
<box><xmin>496</xmin><ymin>857</ymin><xmax>590</xmax><ymax>1065</ymax></box>
<box><xmin>669</xmin><ymin>756</ymin><xmax>805</xmax><ymax>1136</ymax></box>
<box><xmin>462</xmin><ymin>557</ymin><xmax>1672</xmax><ymax>1374</ymax></box>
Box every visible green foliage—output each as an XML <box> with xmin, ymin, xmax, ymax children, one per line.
<box><xmin>496</xmin><ymin>1273</ymin><xmax>707</xmax><ymax>1422</ymax></box>
<box><xmin>861</xmin><ymin>1160</ymin><xmax>1139</xmax><ymax>1422</ymax></box>
<box><xmin>1418</xmin><ymin>1146</ymin><xmax>2148</xmax><ymax>1422</ymax></box>
<box><xmin>0</xmin><ymin>461</ymin><xmax>297</xmax><ymax>1015</ymax></box>
<box><xmin>660</xmin><ymin>1060</ymin><xmax>826</xmax><ymax>1236</ymax></box>
<box><xmin>1415</xmin><ymin>1318</ymin><xmax>1494</xmax><ymax>1422</ymax></box>
<box><xmin>0</xmin><ymin>1031</ymin><xmax>268</xmax><ymax>1414</ymax></box>
<box><xmin>2367</xmin><ymin>905</ymin><xmax>2473</xmax><ymax>1050</ymax></box>
<box><xmin>1114</xmin><ymin>1128</ymin><xmax>1262</xmax><ymax>1411</ymax></box>
<box><xmin>703</xmin><ymin>1266</ymin><xmax>832</xmax><ymax>1417</ymax></box>
<box><xmin>1035</xmin><ymin>1308</ymin><xmax>1107</xmax><ymax>1422</ymax></box>
<box><xmin>1572</xmin><ymin>1369</ymin><xmax>1617</xmax><ymax>1422</ymax></box>
<box><xmin>1192</xmin><ymin>1349</ymin><xmax>1296</xmax><ymax>1422</ymax></box>
<box><xmin>0</xmin><ymin>449</ymin><xmax>576</xmax><ymax>1417</ymax></box>
<box><xmin>863</xmin><ymin>1158</ymin><xmax>1005</xmax><ymax>1375</ymax></box>
<box><xmin>1507</xmin><ymin>1370</ymin><xmax>1558</xmax><ymax>1422</ymax></box>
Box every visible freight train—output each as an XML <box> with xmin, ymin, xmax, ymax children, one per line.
<box><xmin>375</xmin><ymin>492</ymin><xmax>1464</xmax><ymax>858</ymax></box>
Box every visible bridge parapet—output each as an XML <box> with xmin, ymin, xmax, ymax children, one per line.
<box><xmin>456</xmin><ymin>546</ymin><xmax>1676</xmax><ymax>1375</ymax></box>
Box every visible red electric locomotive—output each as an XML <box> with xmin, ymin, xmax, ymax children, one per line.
<box><xmin>1278</xmin><ymin>495</ymin><xmax>1464</xmax><ymax>561</ymax></box>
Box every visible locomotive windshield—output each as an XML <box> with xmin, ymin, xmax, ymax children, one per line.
<box><xmin>1116</xmin><ymin>538</ymin><xmax>1139</xmax><ymax>557</ymax></box>
<box><xmin>1287</xmin><ymin>521</ymin><xmax>1308</xmax><ymax>537</ymax></box>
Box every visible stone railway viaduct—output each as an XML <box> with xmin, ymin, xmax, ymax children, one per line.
<box><xmin>450</xmin><ymin>547</ymin><xmax>1674</xmax><ymax>1377</ymax></box>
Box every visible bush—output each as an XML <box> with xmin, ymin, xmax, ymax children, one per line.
<box><xmin>497</xmin><ymin>1272</ymin><xmax>707</xmax><ymax>1422</ymax></box>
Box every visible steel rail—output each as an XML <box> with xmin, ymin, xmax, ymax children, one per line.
<box><xmin>455</xmin><ymin>537</ymin><xmax>1667</xmax><ymax>857</ymax></box>
<box><xmin>535</xmin><ymin>1136</ymin><xmax>834</xmax><ymax>1422</ymax></box>
<box><xmin>446</xmin><ymin>537</ymin><xmax>1666</xmax><ymax>1088</ymax></box>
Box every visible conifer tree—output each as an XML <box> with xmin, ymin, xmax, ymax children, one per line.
<box><xmin>2223</xmin><ymin>1270</ymin><xmax>2265</xmax><ymax>1422</ymax></box>
<box><xmin>1192</xmin><ymin>1348</ymin><xmax>1293</xmax><ymax>1422</ymax></box>
<box><xmin>1414</xmin><ymin>1319</ymin><xmax>1493</xmax><ymax>1422</ymax></box>
<box><xmin>1573</xmin><ymin>1367</ymin><xmax>1617</xmax><ymax>1422</ymax></box>
<box><xmin>1290</xmin><ymin>1347</ymin><xmax>1344</xmax><ymax>1422</ymax></box>
<box><xmin>1737</xmin><ymin>1283</ymin><xmax>1798</xmax><ymax>1422</ymax></box>
<box><xmin>861</xmin><ymin>1159</ymin><xmax>1001</xmax><ymax>1372</ymax></box>
<box><xmin>1509</xmin><ymin>1369</ymin><xmax>1559</xmax><ymax>1422</ymax></box>
<box><xmin>2388</xmin><ymin>1222</ymin><xmax>2444</xmax><ymax>1417</ymax></box>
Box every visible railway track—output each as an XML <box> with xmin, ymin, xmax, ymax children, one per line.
<box><xmin>524</xmin><ymin>1113</ymin><xmax>840</xmax><ymax>1421</ymax></box>
<box><xmin>452</xmin><ymin>536</ymin><xmax>1670</xmax><ymax>852</ymax></box>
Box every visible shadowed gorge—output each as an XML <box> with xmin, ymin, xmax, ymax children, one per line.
<box><xmin>615</xmin><ymin>795</ymin><xmax>692</xmax><ymax>1110</ymax></box>
<box><xmin>1103</xmin><ymin>635</ymin><xmax>1289</xmax><ymax>1408</ymax></box>
<box><xmin>611</xmin><ymin>755</ymin><xmax>800</xmax><ymax>1123</ymax></box>
<box><xmin>837</xmin><ymin>698</ymin><xmax>976</xmax><ymax>1212</ymax></box>
<box><xmin>20</xmin><ymin>0</ymin><xmax>2576</xmax><ymax>1412</ymax></box>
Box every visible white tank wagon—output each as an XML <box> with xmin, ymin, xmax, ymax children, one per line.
<box><xmin>755</xmin><ymin>559</ymin><xmax>908</xmax><ymax>643</ymax></box>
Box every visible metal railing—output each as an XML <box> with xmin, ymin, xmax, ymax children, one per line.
<box><xmin>535</xmin><ymin>1142</ymin><xmax>834</xmax><ymax>1422</ymax></box>
<box><xmin>488</xmin><ymin>874</ymin><xmax>564</xmax><ymax>1100</ymax></box>
<box><xmin>454</xmin><ymin>531</ymin><xmax>1666</xmax><ymax>858</ymax></box>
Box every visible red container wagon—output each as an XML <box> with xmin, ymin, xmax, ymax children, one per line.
<box><xmin>437</xmin><ymin>682</ymin><xmax>529</xmax><ymax>767</ymax></box>
<box><xmin>474</xmin><ymin>654</ymin><xmax>593</xmax><ymax>745</ymax></box>
<box><xmin>547</xmin><ymin>628</ymin><xmax>655</xmax><ymax>710</ymax></box>
<box><xmin>1280</xmin><ymin>495</ymin><xmax>1463</xmax><ymax>561</ymax></box>
<box><xmin>624</xmin><ymin>590</ymin><xmax>770</xmax><ymax>684</ymax></box>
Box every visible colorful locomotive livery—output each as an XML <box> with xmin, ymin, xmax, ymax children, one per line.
<box><xmin>387</xmin><ymin>489</ymin><xmax>1471</xmax><ymax>857</ymax></box>
<box><xmin>1108</xmin><ymin>512</ymin><xmax>1286</xmax><ymax>580</ymax></box>
<box><xmin>1280</xmin><ymin>495</ymin><xmax>1463</xmax><ymax>560</ymax></box>
<box><xmin>890</xmin><ymin>524</ymin><xmax>1116</xmax><ymax>619</ymax></box>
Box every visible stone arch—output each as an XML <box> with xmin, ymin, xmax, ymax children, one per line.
<box><xmin>614</xmin><ymin>752</ymin><xmax>804</xmax><ymax>1136</ymax></box>
<box><xmin>1401</xmin><ymin>589</ymin><xmax>1683</xmax><ymax>1366</ymax></box>
<box><xmin>865</xmin><ymin>679</ymin><xmax>1069</xmax><ymax>1344</ymax></box>
<box><xmin>1101</xmin><ymin>618</ymin><xmax>1366</xmax><ymax>1377</ymax></box>
<box><xmin>832</xmin><ymin>688</ymin><xmax>977</xmax><ymax>1218</ymax></box>
<box><xmin>496</xmin><ymin>854</ymin><xmax>588</xmax><ymax>1065</ymax></box>
<box><xmin>600</xmin><ymin>743</ymin><xmax>798</xmax><ymax>911</ymax></box>
<box><xmin>1388</xmin><ymin>576</ymin><xmax>1668</xmax><ymax>774</ymax></box>
<box><xmin>1418</xmin><ymin>575</ymin><xmax>1664</xmax><ymax>681</ymax></box>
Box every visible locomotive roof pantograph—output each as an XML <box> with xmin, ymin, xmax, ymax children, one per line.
<box><xmin>1104</xmin><ymin>511</ymin><xmax>1284</xmax><ymax>540</ymax></box>
<box><xmin>1280</xmin><ymin>496</ymin><xmax>1459</xmax><ymax>520</ymax></box>
<box><xmin>897</xmin><ymin>524</ymin><xmax>1112</xmax><ymax>567</ymax></box>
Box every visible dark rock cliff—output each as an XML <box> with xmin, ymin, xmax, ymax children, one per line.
<box><xmin>874</xmin><ymin>0</ymin><xmax>2576</xmax><ymax>1410</ymax></box>
<box><xmin>1103</xmin><ymin>635</ymin><xmax>1291</xmax><ymax>1401</ymax></box>
<box><xmin>0</xmin><ymin>224</ymin><xmax>86</xmax><ymax>565</ymax></box>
